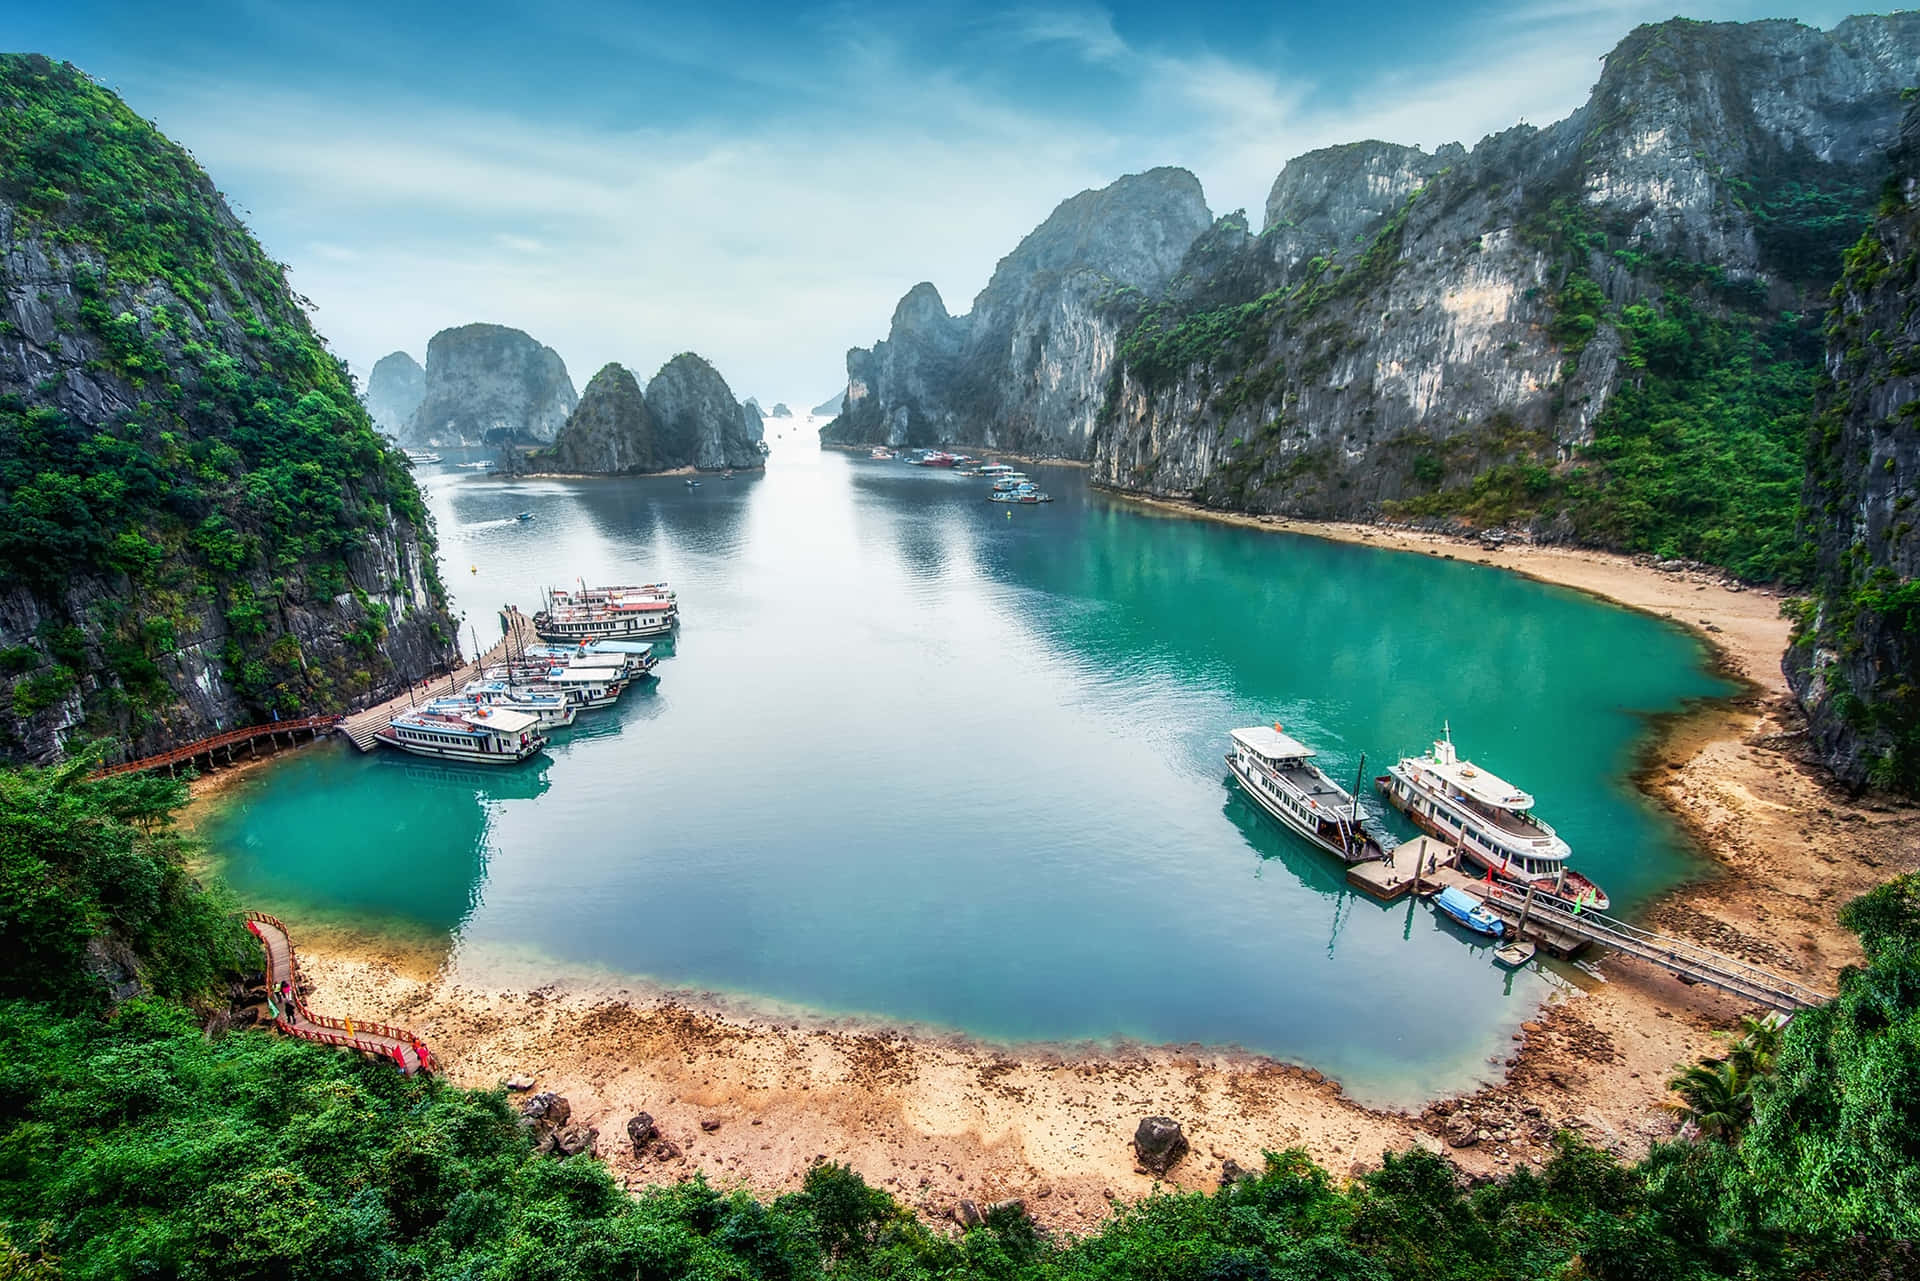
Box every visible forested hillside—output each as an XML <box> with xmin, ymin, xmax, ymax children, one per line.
<box><xmin>0</xmin><ymin>55</ymin><xmax>453</xmax><ymax>764</ymax></box>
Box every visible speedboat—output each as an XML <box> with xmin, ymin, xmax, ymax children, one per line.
<box><xmin>1434</xmin><ymin>885</ymin><xmax>1506</xmax><ymax>938</ymax></box>
<box><xmin>514</xmin><ymin>511</ymin><xmax>535</xmax><ymax>522</ymax></box>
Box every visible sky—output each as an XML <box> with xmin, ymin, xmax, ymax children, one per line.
<box><xmin>17</xmin><ymin>1</ymin><xmax>1871</xmax><ymax>404</ymax></box>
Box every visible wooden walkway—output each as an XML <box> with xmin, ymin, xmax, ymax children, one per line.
<box><xmin>243</xmin><ymin>911</ymin><xmax>434</xmax><ymax>1074</ymax></box>
<box><xmin>338</xmin><ymin>606</ymin><xmax>538</xmax><ymax>751</ymax></box>
<box><xmin>94</xmin><ymin>715</ymin><xmax>340</xmax><ymax>778</ymax></box>
<box><xmin>1465</xmin><ymin>882</ymin><xmax>1830</xmax><ymax>1012</ymax></box>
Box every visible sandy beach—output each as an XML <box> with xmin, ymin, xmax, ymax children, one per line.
<box><xmin>228</xmin><ymin>503</ymin><xmax>1919</xmax><ymax>1233</ymax></box>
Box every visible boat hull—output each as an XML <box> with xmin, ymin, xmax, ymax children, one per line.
<box><xmin>1227</xmin><ymin>756</ymin><xmax>1383</xmax><ymax>865</ymax></box>
<box><xmin>534</xmin><ymin>614</ymin><xmax>675</xmax><ymax>641</ymax></box>
<box><xmin>373</xmin><ymin>733</ymin><xmax>546</xmax><ymax>765</ymax></box>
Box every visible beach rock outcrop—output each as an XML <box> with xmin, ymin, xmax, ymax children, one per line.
<box><xmin>545</xmin><ymin>363</ymin><xmax>659</xmax><ymax>473</ymax></box>
<box><xmin>1132</xmin><ymin>1116</ymin><xmax>1189</xmax><ymax>1174</ymax></box>
<box><xmin>644</xmin><ymin>352</ymin><xmax>767</xmax><ymax>470</ymax></box>
<box><xmin>1789</xmin><ymin>95</ymin><xmax>1920</xmax><ymax>794</ymax></box>
<box><xmin>626</xmin><ymin>1112</ymin><xmax>657</xmax><ymax>1151</ymax></box>
<box><xmin>364</xmin><ymin>350</ymin><xmax>425</xmax><ymax>437</ymax></box>
<box><xmin>520</xmin><ymin>1091</ymin><xmax>571</xmax><ymax>1129</ymax></box>
<box><xmin>404</xmin><ymin>323</ymin><xmax>577</xmax><ymax>446</ymax></box>
<box><xmin>824</xmin><ymin>167</ymin><xmax>1213</xmax><ymax>456</ymax></box>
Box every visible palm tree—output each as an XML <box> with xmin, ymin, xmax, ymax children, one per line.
<box><xmin>1664</xmin><ymin>1057</ymin><xmax>1752</xmax><ymax>1140</ymax></box>
<box><xmin>1725</xmin><ymin>1013</ymin><xmax>1783</xmax><ymax>1079</ymax></box>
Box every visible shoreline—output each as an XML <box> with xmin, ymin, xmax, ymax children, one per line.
<box><xmin>199</xmin><ymin>502</ymin><xmax>1919</xmax><ymax>1233</ymax></box>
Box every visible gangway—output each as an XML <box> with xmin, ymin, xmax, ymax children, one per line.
<box><xmin>1469</xmin><ymin>881</ymin><xmax>1828</xmax><ymax>1012</ymax></box>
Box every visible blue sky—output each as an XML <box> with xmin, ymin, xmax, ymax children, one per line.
<box><xmin>16</xmin><ymin>1</ymin><xmax>1868</xmax><ymax>402</ymax></box>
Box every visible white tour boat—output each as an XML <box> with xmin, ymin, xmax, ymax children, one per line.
<box><xmin>429</xmin><ymin>681</ymin><xmax>579</xmax><ymax>729</ymax></box>
<box><xmin>534</xmin><ymin>583</ymin><xmax>678</xmax><ymax>641</ymax></box>
<box><xmin>1376</xmin><ymin>724</ymin><xmax>1609</xmax><ymax>910</ymax></box>
<box><xmin>1226</xmin><ymin>725</ymin><xmax>1388</xmax><ymax>865</ymax></box>
<box><xmin>376</xmin><ymin>706</ymin><xmax>546</xmax><ymax>764</ymax></box>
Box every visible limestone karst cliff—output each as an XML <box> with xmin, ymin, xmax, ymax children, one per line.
<box><xmin>824</xmin><ymin>167</ymin><xmax>1213</xmax><ymax>455</ymax></box>
<box><xmin>0</xmin><ymin>55</ymin><xmax>454</xmax><ymax>763</ymax></box>
<box><xmin>1789</xmin><ymin>98</ymin><xmax>1920</xmax><ymax>794</ymax></box>
<box><xmin>364</xmin><ymin>350</ymin><xmax>424</xmax><ymax>437</ymax></box>
<box><xmin>1092</xmin><ymin>15</ymin><xmax>1920</xmax><ymax>581</ymax></box>
<box><xmin>404</xmin><ymin>323</ymin><xmax>577</xmax><ymax>445</ymax></box>
<box><xmin>645</xmin><ymin>353</ymin><xmax>766</xmax><ymax>471</ymax></box>
<box><xmin>544</xmin><ymin>363</ymin><xmax>658</xmax><ymax>473</ymax></box>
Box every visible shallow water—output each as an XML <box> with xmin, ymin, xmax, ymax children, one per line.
<box><xmin>203</xmin><ymin>435</ymin><xmax>1728</xmax><ymax>1105</ymax></box>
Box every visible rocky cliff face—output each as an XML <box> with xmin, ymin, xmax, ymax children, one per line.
<box><xmin>0</xmin><ymin>55</ymin><xmax>454</xmax><ymax>763</ymax></box>
<box><xmin>405</xmin><ymin>323</ymin><xmax>577</xmax><ymax>445</ymax></box>
<box><xmin>545</xmin><ymin>363</ymin><xmax>658</xmax><ymax>473</ymax></box>
<box><xmin>825</xmin><ymin>167</ymin><xmax>1213</xmax><ymax>455</ymax></box>
<box><xmin>1789</xmin><ymin>100</ymin><xmax>1920</xmax><ymax>794</ymax></box>
<box><xmin>364</xmin><ymin>350</ymin><xmax>424</xmax><ymax>438</ymax></box>
<box><xmin>1092</xmin><ymin>16</ymin><xmax>1920</xmax><ymax>563</ymax></box>
<box><xmin>644</xmin><ymin>353</ymin><xmax>766</xmax><ymax>470</ymax></box>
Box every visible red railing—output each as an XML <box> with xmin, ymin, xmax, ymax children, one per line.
<box><xmin>243</xmin><ymin>910</ymin><xmax>435</xmax><ymax>1073</ymax></box>
<box><xmin>95</xmin><ymin>715</ymin><xmax>341</xmax><ymax>778</ymax></box>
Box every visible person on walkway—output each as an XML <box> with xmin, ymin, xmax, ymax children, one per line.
<box><xmin>344</xmin><ymin>1016</ymin><xmax>355</xmax><ymax>1041</ymax></box>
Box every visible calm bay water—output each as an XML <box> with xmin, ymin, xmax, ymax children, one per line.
<box><xmin>203</xmin><ymin>431</ymin><xmax>1728</xmax><ymax>1104</ymax></box>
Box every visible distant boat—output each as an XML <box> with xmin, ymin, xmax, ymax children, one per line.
<box><xmin>403</xmin><ymin>450</ymin><xmax>442</xmax><ymax>466</ymax></box>
<box><xmin>684</xmin><ymin>478</ymin><xmax>701</xmax><ymax>487</ymax></box>
<box><xmin>869</xmin><ymin>447</ymin><xmax>895</xmax><ymax>460</ymax></box>
<box><xmin>1433</xmin><ymin>885</ymin><xmax>1506</xmax><ymax>938</ymax></box>
<box><xmin>514</xmin><ymin>511</ymin><xmax>535</xmax><ymax>522</ymax></box>
<box><xmin>988</xmin><ymin>489</ymin><xmax>1052</xmax><ymax>503</ymax></box>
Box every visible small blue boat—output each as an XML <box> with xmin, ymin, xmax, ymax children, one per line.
<box><xmin>1434</xmin><ymin>886</ymin><xmax>1506</xmax><ymax>938</ymax></box>
<box><xmin>515</xmin><ymin>511</ymin><xmax>535</xmax><ymax>522</ymax></box>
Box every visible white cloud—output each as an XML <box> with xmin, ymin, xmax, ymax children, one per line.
<box><xmin>112</xmin><ymin>1</ymin><xmax>1875</xmax><ymax>404</ymax></box>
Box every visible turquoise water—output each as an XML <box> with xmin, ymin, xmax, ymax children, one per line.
<box><xmin>203</xmin><ymin>438</ymin><xmax>1729</xmax><ymax>1104</ymax></box>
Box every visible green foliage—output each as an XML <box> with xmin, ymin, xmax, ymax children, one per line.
<box><xmin>0</xmin><ymin>760</ymin><xmax>249</xmax><ymax>1009</ymax></box>
<box><xmin>0</xmin><ymin>56</ymin><xmax>441</xmax><ymax>734</ymax></box>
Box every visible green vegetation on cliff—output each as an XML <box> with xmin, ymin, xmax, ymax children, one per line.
<box><xmin>1</xmin><ymin>766</ymin><xmax>1917</xmax><ymax>1279</ymax></box>
<box><xmin>0</xmin><ymin>55</ymin><xmax>444</xmax><ymax>749</ymax></box>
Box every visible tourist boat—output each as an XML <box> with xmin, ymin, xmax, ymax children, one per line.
<box><xmin>482</xmin><ymin>663</ymin><xmax>627</xmax><ymax>707</ymax></box>
<box><xmin>1225</xmin><ymin>725</ymin><xmax>1389</xmax><ymax>865</ymax></box>
<box><xmin>524</xmin><ymin>645</ymin><xmax>657</xmax><ymax>680</ymax></box>
<box><xmin>375</xmin><ymin>706</ymin><xmax>547</xmax><ymax>765</ymax></box>
<box><xmin>1433</xmin><ymin>885</ymin><xmax>1506</xmax><ymax>938</ymax></box>
<box><xmin>1376</xmin><ymin>724</ymin><xmax>1609</xmax><ymax>911</ymax></box>
<box><xmin>448</xmin><ymin>678</ymin><xmax>580</xmax><ymax>724</ymax></box>
<box><xmin>977</xmin><ymin>463</ymin><xmax>1016</xmax><ymax>477</ymax></box>
<box><xmin>534</xmin><ymin>585</ymin><xmax>678</xmax><ymax>641</ymax></box>
<box><xmin>991</xmin><ymin>475</ymin><xmax>1032</xmax><ymax>491</ymax></box>
<box><xmin>988</xmin><ymin>489</ymin><xmax>1052</xmax><ymax>504</ymax></box>
<box><xmin>869</xmin><ymin>447</ymin><xmax>895</xmax><ymax>460</ymax></box>
<box><xmin>403</xmin><ymin>450</ymin><xmax>442</xmax><ymax>466</ymax></box>
<box><xmin>908</xmin><ymin>451</ymin><xmax>958</xmax><ymax>467</ymax></box>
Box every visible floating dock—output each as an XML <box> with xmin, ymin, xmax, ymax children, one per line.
<box><xmin>1345</xmin><ymin>836</ymin><xmax>1457</xmax><ymax>902</ymax></box>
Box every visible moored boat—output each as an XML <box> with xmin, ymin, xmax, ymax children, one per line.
<box><xmin>991</xmin><ymin>474</ymin><xmax>1032</xmax><ymax>491</ymax></box>
<box><xmin>988</xmin><ymin>489</ymin><xmax>1052</xmax><ymax>503</ymax></box>
<box><xmin>1377</xmin><ymin>725</ymin><xmax>1608</xmax><ymax>911</ymax></box>
<box><xmin>534</xmin><ymin>583</ymin><xmax>678</xmax><ymax>641</ymax></box>
<box><xmin>1225</xmin><ymin>725</ymin><xmax>1389</xmax><ymax>864</ymax></box>
<box><xmin>1434</xmin><ymin>885</ymin><xmax>1506</xmax><ymax>938</ymax></box>
<box><xmin>430</xmin><ymin>680</ymin><xmax>579</xmax><ymax>729</ymax></box>
<box><xmin>403</xmin><ymin>449</ymin><xmax>442</xmax><ymax>466</ymax></box>
<box><xmin>483</xmin><ymin>663</ymin><xmax>627</xmax><ymax>707</ymax></box>
<box><xmin>870</xmin><ymin>447</ymin><xmax>896</xmax><ymax>460</ymax></box>
<box><xmin>375</xmin><ymin>706</ymin><xmax>546</xmax><ymax>764</ymax></box>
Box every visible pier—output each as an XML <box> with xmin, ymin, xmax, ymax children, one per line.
<box><xmin>244</xmin><ymin>911</ymin><xmax>433</xmax><ymax>1073</ymax></box>
<box><xmin>337</xmin><ymin>606</ymin><xmax>538</xmax><ymax>751</ymax></box>
<box><xmin>94</xmin><ymin>714</ymin><xmax>340</xmax><ymax>778</ymax></box>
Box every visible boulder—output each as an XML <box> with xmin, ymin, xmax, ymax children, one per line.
<box><xmin>700</xmin><ymin>1117</ymin><xmax>722</xmax><ymax>1132</ymax></box>
<box><xmin>653</xmin><ymin>1138</ymin><xmax>682</xmax><ymax>1162</ymax></box>
<box><xmin>1444</xmin><ymin>1118</ymin><xmax>1480</xmax><ymax>1149</ymax></box>
<box><xmin>954</xmin><ymin>1199</ymin><xmax>986</xmax><ymax>1229</ymax></box>
<box><xmin>1219</xmin><ymin>1157</ymin><xmax>1254</xmax><ymax>1188</ymax></box>
<box><xmin>627</xmin><ymin>1112</ymin><xmax>657</xmax><ymax>1150</ymax></box>
<box><xmin>505</xmin><ymin>1073</ymin><xmax>536</xmax><ymax>1091</ymax></box>
<box><xmin>1132</xmin><ymin>1116</ymin><xmax>1189</xmax><ymax>1175</ymax></box>
<box><xmin>551</xmin><ymin>1123</ymin><xmax>598</xmax><ymax>1158</ymax></box>
<box><xmin>521</xmin><ymin>1091</ymin><xmax>571</xmax><ymax>1129</ymax></box>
